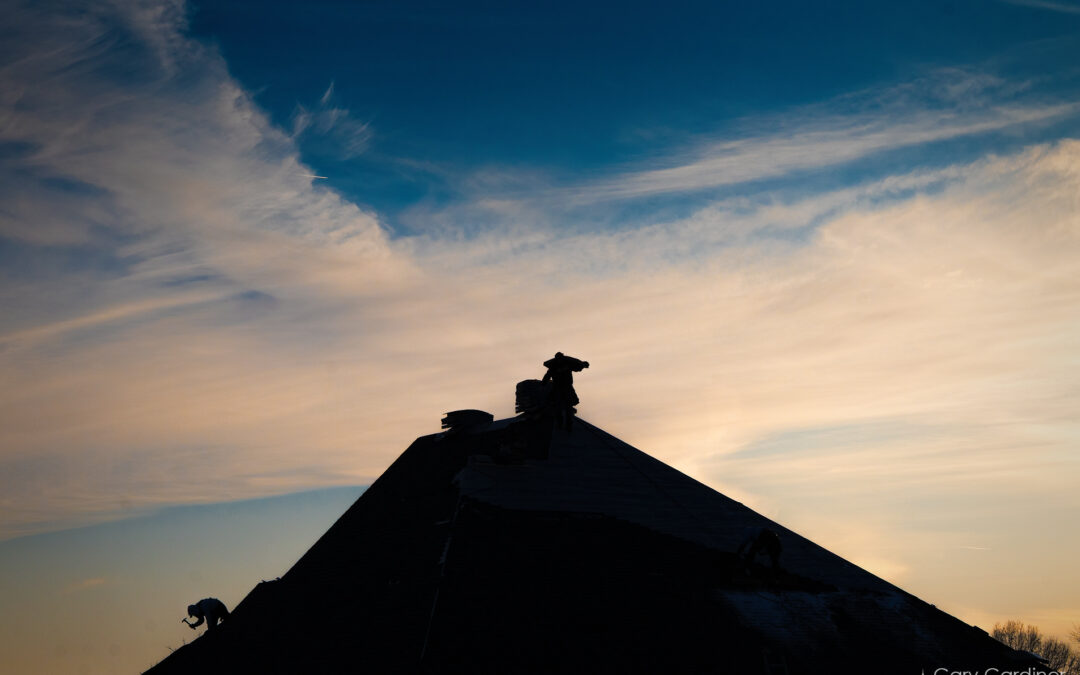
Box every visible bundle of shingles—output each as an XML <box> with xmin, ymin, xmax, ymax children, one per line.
<box><xmin>441</xmin><ymin>409</ymin><xmax>494</xmax><ymax>433</ymax></box>
<box><xmin>514</xmin><ymin>379</ymin><xmax>549</xmax><ymax>415</ymax></box>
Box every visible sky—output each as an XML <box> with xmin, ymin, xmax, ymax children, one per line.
<box><xmin>1</xmin><ymin>0</ymin><xmax>1079</xmax><ymax>671</ymax></box>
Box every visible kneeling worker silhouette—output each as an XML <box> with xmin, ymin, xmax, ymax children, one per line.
<box><xmin>182</xmin><ymin>598</ymin><xmax>229</xmax><ymax>632</ymax></box>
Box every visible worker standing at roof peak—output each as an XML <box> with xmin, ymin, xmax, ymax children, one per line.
<box><xmin>542</xmin><ymin>352</ymin><xmax>589</xmax><ymax>430</ymax></box>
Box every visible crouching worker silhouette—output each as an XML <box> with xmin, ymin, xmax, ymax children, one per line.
<box><xmin>182</xmin><ymin>598</ymin><xmax>229</xmax><ymax>632</ymax></box>
<box><xmin>542</xmin><ymin>352</ymin><xmax>589</xmax><ymax>431</ymax></box>
<box><xmin>738</xmin><ymin>527</ymin><xmax>782</xmax><ymax>571</ymax></box>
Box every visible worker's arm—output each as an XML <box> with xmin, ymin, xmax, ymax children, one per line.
<box><xmin>187</xmin><ymin>615</ymin><xmax>204</xmax><ymax>629</ymax></box>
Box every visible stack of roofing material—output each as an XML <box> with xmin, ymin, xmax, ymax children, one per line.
<box><xmin>440</xmin><ymin>409</ymin><xmax>493</xmax><ymax>433</ymax></box>
<box><xmin>514</xmin><ymin>378</ymin><xmax>548</xmax><ymax>414</ymax></box>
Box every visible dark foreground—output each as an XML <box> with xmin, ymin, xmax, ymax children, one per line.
<box><xmin>147</xmin><ymin>413</ymin><xmax>1038</xmax><ymax>674</ymax></box>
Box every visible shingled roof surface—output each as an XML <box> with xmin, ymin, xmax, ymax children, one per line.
<box><xmin>146</xmin><ymin>413</ymin><xmax>1035</xmax><ymax>674</ymax></box>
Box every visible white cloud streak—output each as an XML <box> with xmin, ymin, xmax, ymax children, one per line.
<box><xmin>61</xmin><ymin>576</ymin><xmax>108</xmax><ymax>595</ymax></box>
<box><xmin>573</xmin><ymin>100</ymin><xmax>1077</xmax><ymax>202</ymax></box>
<box><xmin>292</xmin><ymin>80</ymin><xmax>373</xmax><ymax>159</ymax></box>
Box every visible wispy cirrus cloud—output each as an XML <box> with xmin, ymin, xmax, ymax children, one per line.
<box><xmin>571</xmin><ymin>78</ymin><xmax>1076</xmax><ymax>203</ymax></box>
<box><xmin>291</xmin><ymin>81</ymin><xmax>373</xmax><ymax>159</ymax></box>
<box><xmin>62</xmin><ymin>577</ymin><xmax>108</xmax><ymax>595</ymax></box>
<box><xmin>395</xmin><ymin>68</ymin><xmax>1077</xmax><ymax>243</ymax></box>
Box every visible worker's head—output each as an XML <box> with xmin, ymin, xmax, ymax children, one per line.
<box><xmin>187</xmin><ymin>604</ymin><xmax>197</xmax><ymax>617</ymax></box>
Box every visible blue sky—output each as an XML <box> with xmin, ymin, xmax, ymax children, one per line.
<box><xmin>190</xmin><ymin>0</ymin><xmax>1080</xmax><ymax>228</ymax></box>
<box><xmin>2</xmin><ymin>0</ymin><xmax>1080</xmax><ymax>672</ymax></box>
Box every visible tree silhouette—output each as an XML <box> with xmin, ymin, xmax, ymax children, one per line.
<box><xmin>992</xmin><ymin>620</ymin><xmax>1080</xmax><ymax>674</ymax></box>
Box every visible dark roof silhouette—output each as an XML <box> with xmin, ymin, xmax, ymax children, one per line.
<box><xmin>146</xmin><ymin>412</ymin><xmax>1036</xmax><ymax>674</ymax></box>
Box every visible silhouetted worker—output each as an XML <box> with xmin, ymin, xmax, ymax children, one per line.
<box><xmin>738</xmin><ymin>527</ymin><xmax>782</xmax><ymax>569</ymax></box>
<box><xmin>542</xmin><ymin>352</ymin><xmax>589</xmax><ymax>430</ymax></box>
<box><xmin>182</xmin><ymin>598</ymin><xmax>229</xmax><ymax>632</ymax></box>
